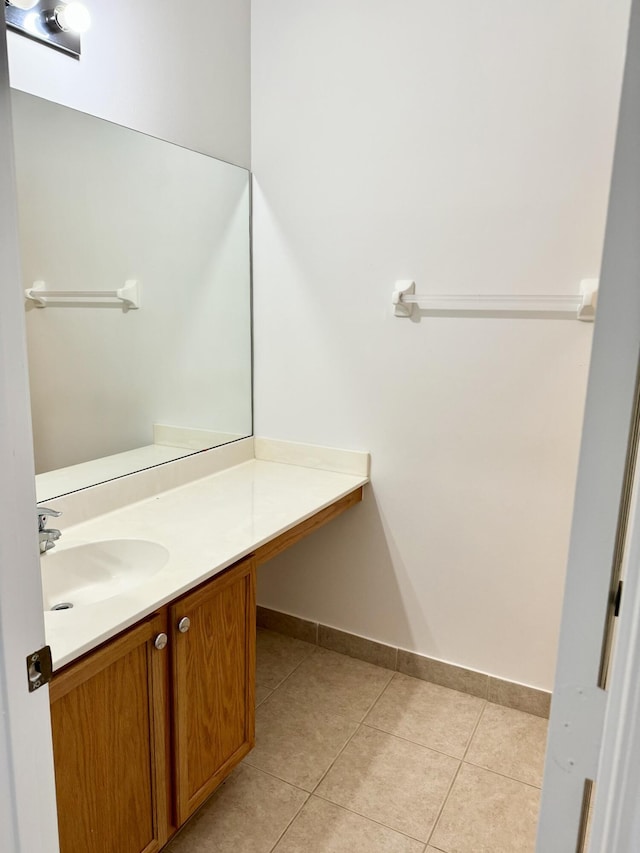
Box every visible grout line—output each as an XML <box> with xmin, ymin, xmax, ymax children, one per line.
<box><xmin>461</xmin><ymin>700</ymin><xmax>488</xmax><ymax>761</ymax></box>
<box><xmin>311</xmin><ymin>791</ymin><xmax>429</xmax><ymax>845</ymax></box>
<box><xmin>246</xmin><ymin>712</ymin><xmax>485</xmax><ymax>795</ymax></box>
<box><xmin>424</xmin><ymin>701</ymin><xmax>488</xmax><ymax>849</ymax></box>
<box><xmin>256</xmin><ymin>644</ymin><xmax>319</xmax><ymax>695</ymax></box>
<box><xmin>308</xmin><ymin>722</ymin><xmax>363</xmax><ymax>795</ymax></box>
<box><xmin>265</xmin><ymin>786</ymin><xmax>310</xmax><ymax>853</ymax></box>
<box><xmin>260</xmin><ymin>641</ymin><xmax>395</xmax><ymax>726</ymax></box>
<box><xmin>255</xmin><ymin>690</ymin><xmax>273</xmax><ymax>709</ymax></box>
<box><xmin>359</xmin><ymin>722</ymin><xmax>468</xmax><ymax>763</ymax></box>
<box><xmin>359</xmin><ymin>667</ymin><xmax>397</xmax><ymax>720</ymax></box>
<box><xmin>425</xmin><ymin>759</ymin><xmax>464</xmax><ymax>849</ymax></box>
<box><xmin>459</xmin><ymin>697</ymin><xmax>544</xmax><ymax>789</ymax></box>
<box><xmin>418</xmin><ymin>699</ymin><xmax>488</xmax><ymax>849</ymax></box>
<box><xmin>251</xmin><ymin>641</ymin><xmax>365</xmax><ymax>796</ymax></box>
<box><xmin>459</xmin><ymin>760</ymin><xmax>544</xmax><ymax>791</ymax></box>
<box><xmin>425</xmin><ymin>759</ymin><xmax>543</xmax><ymax>852</ymax></box>
<box><xmin>241</xmin><ymin>759</ymin><xmax>314</xmax><ymax>795</ymax></box>
<box><xmin>301</xmin><ymin>711</ymin><xmax>462</xmax><ymax>849</ymax></box>
<box><xmin>360</xmin><ymin>699</ymin><xmax>543</xmax><ymax>790</ymax></box>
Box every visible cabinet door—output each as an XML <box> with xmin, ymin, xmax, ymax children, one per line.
<box><xmin>171</xmin><ymin>556</ymin><xmax>256</xmax><ymax>823</ymax></box>
<box><xmin>50</xmin><ymin>614</ymin><xmax>169</xmax><ymax>853</ymax></box>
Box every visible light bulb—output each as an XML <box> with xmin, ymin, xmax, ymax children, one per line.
<box><xmin>6</xmin><ymin>0</ymin><xmax>40</xmax><ymax>9</ymax></box>
<box><xmin>52</xmin><ymin>2</ymin><xmax>91</xmax><ymax>34</ymax></box>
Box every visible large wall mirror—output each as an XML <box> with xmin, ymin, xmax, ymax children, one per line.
<box><xmin>11</xmin><ymin>90</ymin><xmax>252</xmax><ymax>502</ymax></box>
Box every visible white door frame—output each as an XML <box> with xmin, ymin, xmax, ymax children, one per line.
<box><xmin>537</xmin><ymin>1</ymin><xmax>640</xmax><ymax>850</ymax></box>
<box><xmin>0</xmin><ymin>17</ymin><xmax>60</xmax><ymax>853</ymax></box>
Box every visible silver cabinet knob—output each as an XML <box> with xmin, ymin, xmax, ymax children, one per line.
<box><xmin>177</xmin><ymin>616</ymin><xmax>191</xmax><ymax>634</ymax></box>
<box><xmin>154</xmin><ymin>633</ymin><xmax>168</xmax><ymax>650</ymax></box>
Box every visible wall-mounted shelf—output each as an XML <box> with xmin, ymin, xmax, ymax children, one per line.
<box><xmin>25</xmin><ymin>280</ymin><xmax>141</xmax><ymax>309</ymax></box>
<box><xmin>392</xmin><ymin>279</ymin><xmax>598</xmax><ymax>322</ymax></box>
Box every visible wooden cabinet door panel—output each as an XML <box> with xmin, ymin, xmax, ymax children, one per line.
<box><xmin>50</xmin><ymin>615</ymin><xmax>168</xmax><ymax>853</ymax></box>
<box><xmin>172</xmin><ymin>557</ymin><xmax>256</xmax><ymax>823</ymax></box>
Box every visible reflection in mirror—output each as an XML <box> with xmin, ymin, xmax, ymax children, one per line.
<box><xmin>11</xmin><ymin>90</ymin><xmax>252</xmax><ymax>502</ymax></box>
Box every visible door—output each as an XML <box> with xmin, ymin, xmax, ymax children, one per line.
<box><xmin>171</xmin><ymin>556</ymin><xmax>256</xmax><ymax>824</ymax></box>
<box><xmin>536</xmin><ymin>2</ymin><xmax>640</xmax><ymax>850</ymax></box>
<box><xmin>50</xmin><ymin>614</ymin><xmax>170</xmax><ymax>853</ymax></box>
<box><xmin>0</xmin><ymin>16</ymin><xmax>60</xmax><ymax>853</ymax></box>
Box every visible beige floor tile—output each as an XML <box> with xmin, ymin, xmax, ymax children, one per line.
<box><xmin>465</xmin><ymin>702</ymin><xmax>548</xmax><ymax>787</ymax></box>
<box><xmin>430</xmin><ymin>763</ymin><xmax>540</xmax><ymax>853</ymax></box>
<box><xmin>256</xmin><ymin>629</ymin><xmax>316</xmax><ymax>689</ymax></box>
<box><xmin>245</xmin><ymin>689</ymin><xmax>358</xmax><ymax>791</ymax></box>
<box><xmin>365</xmin><ymin>673</ymin><xmax>485</xmax><ymax>758</ymax></box>
<box><xmin>273</xmin><ymin>796</ymin><xmax>425</xmax><ymax>853</ymax></box>
<box><xmin>164</xmin><ymin>764</ymin><xmax>307</xmax><ymax>853</ymax></box>
<box><xmin>316</xmin><ymin>725</ymin><xmax>458</xmax><ymax>841</ymax></box>
<box><xmin>256</xmin><ymin>684</ymin><xmax>273</xmax><ymax>707</ymax></box>
<box><xmin>274</xmin><ymin>647</ymin><xmax>394</xmax><ymax>722</ymax></box>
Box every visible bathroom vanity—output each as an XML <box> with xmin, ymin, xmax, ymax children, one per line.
<box><xmin>42</xmin><ymin>439</ymin><xmax>368</xmax><ymax>853</ymax></box>
<box><xmin>50</xmin><ymin>557</ymin><xmax>256</xmax><ymax>853</ymax></box>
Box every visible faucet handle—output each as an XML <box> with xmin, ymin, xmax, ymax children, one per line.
<box><xmin>37</xmin><ymin>506</ymin><xmax>62</xmax><ymax>530</ymax></box>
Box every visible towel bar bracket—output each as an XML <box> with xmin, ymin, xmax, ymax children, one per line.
<box><xmin>25</xmin><ymin>279</ymin><xmax>141</xmax><ymax>309</ymax></box>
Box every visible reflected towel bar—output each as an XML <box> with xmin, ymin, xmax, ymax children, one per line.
<box><xmin>25</xmin><ymin>279</ymin><xmax>140</xmax><ymax>309</ymax></box>
<box><xmin>392</xmin><ymin>279</ymin><xmax>598</xmax><ymax>321</ymax></box>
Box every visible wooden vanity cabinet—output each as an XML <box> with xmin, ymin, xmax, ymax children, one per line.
<box><xmin>49</xmin><ymin>612</ymin><xmax>170</xmax><ymax>853</ymax></box>
<box><xmin>49</xmin><ymin>556</ymin><xmax>256</xmax><ymax>853</ymax></box>
<box><xmin>171</xmin><ymin>556</ymin><xmax>256</xmax><ymax>824</ymax></box>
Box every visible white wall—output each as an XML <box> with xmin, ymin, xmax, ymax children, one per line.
<box><xmin>13</xmin><ymin>91</ymin><xmax>251</xmax><ymax>474</ymax></box>
<box><xmin>7</xmin><ymin>0</ymin><xmax>250</xmax><ymax>167</ymax></box>
<box><xmin>252</xmin><ymin>0</ymin><xmax>631</xmax><ymax>689</ymax></box>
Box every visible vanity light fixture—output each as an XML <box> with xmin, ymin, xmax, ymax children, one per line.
<box><xmin>4</xmin><ymin>0</ymin><xmax>91</xmax><ymax>58</ymax></box>
<box><xmin>46</xmin><ymin>1</ymin><xmax>90</xmax><ymax>33</ymax></box>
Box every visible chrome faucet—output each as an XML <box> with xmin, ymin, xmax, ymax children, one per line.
<box><xmin>38</xmin><ymin>506</ymin><xmax>62</xmax><ymax>554</ymax></box>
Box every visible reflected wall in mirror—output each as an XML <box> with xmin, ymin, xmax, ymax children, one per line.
<box><xmin>11</xmin><ymin>90</ymin><xmax>252</xmax><ymax>502</ymax></box>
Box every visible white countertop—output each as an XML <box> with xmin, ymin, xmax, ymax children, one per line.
<box><xmin>44</xmin><ymin>455</ymin><xmax>368</xmax><ymax>669</ymax></box>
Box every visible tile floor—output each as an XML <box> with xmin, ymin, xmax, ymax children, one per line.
<box><xmin>165</xmin><ymin>629</ymin><xmax>548</xmax><ymax>853</ymax></box>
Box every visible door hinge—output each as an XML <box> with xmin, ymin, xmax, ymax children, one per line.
<box><xmin>614</xmin><ymin>580</ymin><xmax>624</xmax><ymax>617</ymax></box>
<box><xmin>26</xmin><ymin>645</ymin><xmax>53</xmax><ymax>692</ymax></box>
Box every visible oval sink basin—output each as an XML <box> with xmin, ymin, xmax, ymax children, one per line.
<box><xmin>42</xmin><ymin>539</ymin><xmax>170</xmax><ymax>611</ymax></box>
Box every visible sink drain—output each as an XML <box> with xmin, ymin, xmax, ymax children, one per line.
<box><xmin>51</xmin><ymin>602</ymin><xmax>74</xmax><ymax>611</ymax></box>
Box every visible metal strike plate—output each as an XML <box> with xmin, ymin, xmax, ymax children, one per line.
<box><xmin>26</xmin><ymin>645</ymin><xmax>53</xmax><ymax>692</ymax></box>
